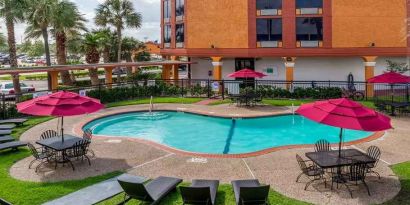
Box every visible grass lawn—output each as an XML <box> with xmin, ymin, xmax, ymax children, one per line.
<box><xmin>106</xmin><ymin>97</ymin><xmax>204</xmax><ymax>108</ymax></box>
<box><xmin>98</xmin><ymin>183</ymin><xmax>310</xmax><ymax>205</ymax></box>
<box><xmin>384</xmin><ymin>162</ymin><xmax>410</xmax><ymax>204</ymax></box>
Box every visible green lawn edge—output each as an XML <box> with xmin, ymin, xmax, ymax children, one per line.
<box><xmin>383</xmin><ymin>162</ymin><xmax>410</xmax><ymax>204</ymax></box>
<box><xmin>106</xmin><ymin>97</ymin><xmax>204</xmax><ymax>108</ymax></box>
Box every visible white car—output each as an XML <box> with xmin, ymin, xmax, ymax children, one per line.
<box><xmin>0</xmin><ymin>82</ymin><xmax>35</xmax><ymax>96</ymax></box>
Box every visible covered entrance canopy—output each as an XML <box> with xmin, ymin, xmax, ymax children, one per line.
<box><xmin>0</xmin><ymin>60</ymin><xmax>196</xmax><ymax>90</ymax></box>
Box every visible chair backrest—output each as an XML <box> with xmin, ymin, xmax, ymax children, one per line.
<box><xmin>82</xmin><ymin>128</ymin><xmax>93</xmax><ymax>141</ymax></box>
<box><xmin>40</xmin><ymin>130</ymin><xmax>58</xmax><ymax>140</ymax></box>
<box><xmin>367</xmin><ymin>146</ymin><xmax>381</xmax><ymax>167</ymax></box>
<box><xmin>71</xmin><ymin>140</ymin><xmax>89</xmax><ymax>157</ymax></box>
<box><xmin>349</xmin><ymin>163</ymin><xmax>367</xmax><ymax>182</ymax></box>
<box><xmin>117</xmin><ymin>179</ymin><xmax>154</xmax><ymax>202</ymax></box>
<box><xmin>239</xmin><ymin>185</ymin><xmax>270</xmax><ymax>204</ymax></box>
<box><xmin>27</xmin><ymin>143</ymin><xmax>40</xmax><ymax>159</ymax></box>
<box><xmin>315</xmin><ymin>139</ymin><xmax>331</xmax><ymax>152</ymax></box>
<box><xmin>296</xmin><ymin>154</ymin><xmax>308</xmax><ymax>174</ymax></box>
<box><xmin>180</xmin><ymin>186</ymin><xmax>211</xmax><ymax>205</ymax></box>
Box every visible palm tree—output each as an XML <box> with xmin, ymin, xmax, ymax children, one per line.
<box><xmin>0</xmin><ymin>0</ymin><xmax>27</xmax><ymax>94</ymax></box>
<box><xmin>93</xmin><ymin>28</ymin><xmax>114</xmax><ymax>63</ymax></box>
<box><xmin>95</xmin><ymin>0</ymin><xmax>142</xmax><ymax>63</ymax></box>
<box><xmin>82</xmin><ymin>33</ymin><xmax>101</xmax><ymax>86</ymax></box>
<box><xmin>53</xmin><ymin>0</ymin><xmax>87</xmax><ymax>85</ymax></box>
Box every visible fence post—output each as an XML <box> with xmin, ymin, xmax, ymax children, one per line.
<box><xmin>98</xmin><ymin>83</ymin><xmax>102</xmax><ymax>100</ymax></box>
<box><xmin>221</xmin><ymin>79</ymin><xmax>225</xmax><ymax>100</ymax></box>
<box><xmin>365</xmin><ymin>82</ymin><xmax>368</xmax><ymax>101</ymax></box>
<box><xmin>2</xmin><ymin>94</ymin><xmax>5</xmax><ymax>120</ymax></box>
<box><xmin>207</xmin><ymin>79</ymin><xmax>211</xmax><ymax>98</ymax></box>
<box><xmin>181</xmin><ymin>79</ymin><xmax>184</xmax><ymax>97</ymax></box>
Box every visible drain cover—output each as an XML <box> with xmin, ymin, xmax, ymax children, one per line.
<box><xmin>187</xmin><ymin>157</ymin><xmax>208</xmax><ymax>163</ymax></box>
<box><xmin>105</xmin><ymin>139</ymin><xmax>122</xmax><ymax>143</ymax></box>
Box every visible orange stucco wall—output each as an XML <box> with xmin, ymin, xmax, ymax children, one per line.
<box><xmin>186</xmin><ymin>0</ymin><xmax>249</xmax><ymax>49</ymax></box>
<box><xmin>332</xmin><ymin>0</ymin><xmax>407</xmax><ymax>48</ymax></box>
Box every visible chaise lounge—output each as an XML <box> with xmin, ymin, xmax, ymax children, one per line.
<box><xmin>0</xmin><ymin>118</ymin><xmax>27</xmax><ymax>126</ymax></box>
<box><xmin>117</xmin><ymin>176</ymin><xmax>182</xmax><ymax>204</ymax></box>
<box><xmin>231</xmin><ymin>179</ymin><xmax>270</xmax><ymax>205</ymax></box>
<box><xmin>0</xmin><ymin>136</ymin><xmax>15</xmax><ymax>143</ymax></box>
<box><xmin>180</xmin><ymin>179</ymin><xmax>220</xmax><ymax>205</ymax></box>
<box><xmin>0</xmin><ymin>141</ymin><xmax>27</xmax><ymax>151</ymax></box>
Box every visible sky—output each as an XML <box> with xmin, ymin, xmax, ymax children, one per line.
<box><xmin>0</xmin><ymin>0</ymin><xmax>161</xmax><ymax>44</ymax></box>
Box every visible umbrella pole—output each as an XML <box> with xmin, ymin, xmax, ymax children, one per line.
<box><xmin>338</xmin><ymin>128</ymin><xmax>343</xmax><ymax>157</ymax></box>
<box><xmin>61</xmin><ymin>116</ymin><xmax>64</xmax><ymax>142</ymax></box>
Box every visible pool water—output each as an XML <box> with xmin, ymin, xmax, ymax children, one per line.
<box><xmin>84</xmin><ymin>111</ymin><xmax>373</xmax><ymax>154</ymax></box>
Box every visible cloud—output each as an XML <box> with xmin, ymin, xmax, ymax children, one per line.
<box><xmin>0</xmin><ymin>0</ymin><xmax>161</xmax><ymax>43</ymax></box>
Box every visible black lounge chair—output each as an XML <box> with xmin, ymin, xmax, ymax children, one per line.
<box><xmin>0</xmin><ymin>118</ymin><xmax>27</xmax><ymax>126</ymax></box>
<box><xmin>0</xmin><ymin>198</ymin><xmax>12</xmax><ymax>205</ymax></box>
<box><xmin>0</xmin><ymin>130</ymin><xmax>12</xmax><ymax>136</ymax></box>
<box><xmin>0</xmin><ymin>124</ymin><xmax>15</xmax><ymax>130</ymax></box>
<box><xmin>118</xmin><ymin>176</ymin><xmax>182</xmax><ymax>205</ymax></box>
<box><xmin>231</xmin><ymin>179</ymin><xmax>270</xmax><ymax>205</ymax></box>
<box><xmin>180</xmin><ymin>179</ymin><xmax>219</xmax><ymax>205</ymax></box>
<box><xmin>0</xmin><ymin>141</ymin><xmax>27</xmax><ymax>151</ymax></box>
<box><xmin>0</xmin><ymin>136</ymin><xmax>14</xmax><ymax>143</ymax></box>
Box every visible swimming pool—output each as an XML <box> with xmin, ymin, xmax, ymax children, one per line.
<box><xmin>83</xmin><ymin>111</ymin><xmax>374</xmax><ymax>155</ymax></box>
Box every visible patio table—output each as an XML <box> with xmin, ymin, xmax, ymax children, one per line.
<box><xmin>305</xmin><ymin>149</ymin><xmax>375</xmax><ymax>169</ymax></box>
<box><xmin>36</xmin><ymin>135</ymin><xmax>83</xmax><ymax>170</ymax></box>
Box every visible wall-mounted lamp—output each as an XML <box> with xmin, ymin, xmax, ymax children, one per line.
<box><xmin>369</xmin><ymin>42</ymin><xmax>376</xmax><ymax>47</ymax></box>
<box><xmin>210</xmin><ymin>44</ymin><xmax>215</xmax><ymax>49</ymax></box>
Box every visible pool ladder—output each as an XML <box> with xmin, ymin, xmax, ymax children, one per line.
<box><xmin>149</xmin><ymin>96</ymin><xmax>154</xmax><ymax>114</ymax></box>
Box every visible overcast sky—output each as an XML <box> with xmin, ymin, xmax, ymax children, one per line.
<box><xmin>0</xmin><ymin>0</ymin><xmax>161</xmax><ymax>44</ymax></box>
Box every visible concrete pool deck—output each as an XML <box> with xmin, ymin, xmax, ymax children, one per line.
<box><xmin>10</xmin><ymin>103</ymin><xmax>410</xmax><ymax>205</ymax></box>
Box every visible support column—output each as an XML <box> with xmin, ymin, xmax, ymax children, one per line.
<box><xmin>49</xmin><ymin>71</ymin><xmax>59</xmax><ymax>91</ymax></box>
<box><xmin>362</xmin><ymin>56</ymin><xmax>378</xmax><ymax>98</ymax></box>
<box><xmin>171</xmin><ymin>56</ymin><xmax>179</xmax><ymax>84</ymax></box>
<box><xmin>211</xmin><ymin>57</ymin><xmax>223</xmax><ymax>80</ymax></box>
<box><xmin>283</xmin><ymin>57</ymin><xmax>296</xmax><ymax>90</ymax></box>
<box><xmin>104</xmin><ymin>67</ymin><xmax>113</xmax><ymax>88</ymax></box>
<box><xmin>161</xmin><ymin>65</ymin><xmax>171</xmax><ymax>80</ymax></box>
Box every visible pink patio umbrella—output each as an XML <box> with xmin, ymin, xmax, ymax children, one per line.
<box><xmin>296</xmin><ymin>98</ymin><xmax>392</xmax><ymax>157</ymax></box>
<box><xmin>368</xmin><ymin>71</ymin><xmax>410</xmax><ymax>103</ymax></box>
<box><xmin>228</xmin><ymin>68</ymin><xmax>267</xmax><ymax>79</ymax></box>
<box><xmin>17</xmin><ymin>91</ymin><xmax>104</xmax><ymax>142</ymax></box>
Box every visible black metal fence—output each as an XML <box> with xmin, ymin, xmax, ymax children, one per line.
<box><xmin>1</xmin><ymin>79</ymin><xmax>409</xmax><ymax>119</ymax></box>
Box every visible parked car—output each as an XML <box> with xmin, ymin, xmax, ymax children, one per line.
<box><xmin>0</xmin><ymin>55</ymin><xmax>10</xmax><ymax>65</ymax></box>
<box><xmin>0</xmin><ymin>82</ymin><xmax>35</xmax><ymax>98</ymax></box>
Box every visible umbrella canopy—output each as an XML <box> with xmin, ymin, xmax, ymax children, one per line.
<box><xmin>296</xmin><ymin>98</ymin><xmax>392</xmax><ymax>157</ymax></box>
<box><xmin>368</xmin><ymin>71</ymin><xmax>410</xmax><ymax>84</ymax></box>
<box><xmin>17</xmin><ymin>91</ymin><xmax>104</xmax><ymax>142</ymax></box>
<box><xmin>17</xmin><ymin>91</ymin><xmax>104</xmax><ymax>116</ymax></box>
<box><xmin>228</xmin><ymin>68</ymin><xmax>267</xmax><ymax>78</ymax></box>
<box><xmin>296</xmin><ymin>98</ymin><xmax>392</xmax><ymax>132</ymax></box>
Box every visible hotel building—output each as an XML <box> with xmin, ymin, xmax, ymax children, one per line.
<box><xmin>160</xmin><ymin>0</ymin><xmax>409</xmax><ymax>83</ymax></box>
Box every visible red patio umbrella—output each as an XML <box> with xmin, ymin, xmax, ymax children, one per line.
<box><xmin>296</xmin><ymin>98</ymin><xmax>392</xmax><ymax>157</ymax></box>
<box><xmin>368</xmin><ymin>71</ymin><xmax>410</xmax><ymax>84</ymax></box>
<box><xmin>17</xmin><ymin>91</ymin><xmax>104</xmax><ymax>142</ymax></box>
<box><xmin>228</xmin><ymin>68</ymin><xmax>267</xmax><ymax>78</ymax></box>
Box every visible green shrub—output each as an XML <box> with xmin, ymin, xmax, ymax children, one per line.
<box><xmin>256</xmin><ymin>85</ymin><xmax>342</xmax><ymax>99</ymax></box>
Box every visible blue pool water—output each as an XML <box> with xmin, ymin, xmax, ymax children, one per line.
<box><xmin>84</xmin><ymin>111</ymin><xmax>373</xmax><ymax>154</ymax></box>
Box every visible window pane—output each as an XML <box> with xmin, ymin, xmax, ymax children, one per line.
<box><xmin>257</xmin><ymin>19</ymin><xmax>282</xmax><ymax>41</ymax></box>
<box><xmin>296</xmin><ymin>0</ymin><xmax>323</xmax><ymax>8</ymax></box>
<box><xmin>256</xmin><ymin>0</ymin><xmax>282</xmax><ymax>10</ymax></box>
<box><xmin>296</xmin><ymin>17</ymin><xmax>323</xmax><ymax>41</ymax></box>
<box><xmin>164</xmin><ymin>25</ymin><xmax>171</xmax><ymax>43</ymax></box>
<box><xmin>163</xmin><ymin>0</ymin><xmax>171</xmax><ymax>18</ymax></box>
<box><xmin>176</xmin><ymin>0</ymin><xmax>184</xmax><ymax>16</ymax></box>
<box><xmin>176</xmin><ymin>24</ymin><xmax>184</xmax><ymax>43</ymax></box>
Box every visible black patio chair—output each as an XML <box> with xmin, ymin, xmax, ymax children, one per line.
<box><xmin>82</xmin><ymin>128</ymin><xmax>95</xmax><ymax>157</ymax></box>
<box><xmin>40</xmin><ymin>130</ymin><xmax>59</xmax><ymax>140</ymax></box>
<box><xmin>66</xmin><ymin>140</ymin><xmax>91</xmax><ymax>171</ymax></box>
<box><xmin>180</xmin><ymin>179</ymin><xmax>219</xmax><ymax>205</ymax></box>
<box><xmin>296</xmin><ymin>154</ymin><xmax>326</xmax><ymax>190</ymax></box>
<box><xmin>366</xmin><ymin>146</ymin><xmax>381</xmax><ymax>179</ymax></box>
<box><xmin>341</xmin><ymin>163</ymin><xmax>371</xmax><ymax>198</ymax></box>
<box><xmin>231</xmin><ymin>179</ymin><xmax>270</xmax><ymax>205</ymax></box>
<box><xmin>27</xmin><ymin>143</ymin><xmax>54</xmax><ymax>172</ymax></box>
<box><xmin>117</xmin><ymin>176</ymin><xmax>182</xmax><ymax>205</ymax></box>
<box><xmin>314</xmin><ymin>139</ymin><xmax>331</xmax><ymax>152</ymax></box>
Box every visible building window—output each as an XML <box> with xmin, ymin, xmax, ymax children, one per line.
<box><xmin>296</xmin><ymin>0</ymin><xmax>323</xmax><ymax>14</ymax></box>
<box><xmin>256</xmin><ymin>0</ymin><xmax>282</xmax><ymax>16</ymax></box>
<box><xmin>176</xmin><ymin>23</ymin><xmax>184</xmax><ymax>48</ymax></box>
<box><xmin>164</xmin><ymin>24</ymin><xmax>171</xmax><ymax>48</ymax></box>
<box><xmin>163</xmin><ymin>0</ymin><xmax>171</xmax><ymax>23</ymax></box>
<box><xmin>176</xmin><ymin>0</ymin><xmax>184</xmax><ymax>17</ymax></box>
<box><xmin>296</xmin><ymin>17</ymin><xmax>323</xmax><ymax>47</ymax></box>
<box><xmin>256</xmin><ymin>18</ymin><xmax>282</xmax><ymax>47</ymax></box>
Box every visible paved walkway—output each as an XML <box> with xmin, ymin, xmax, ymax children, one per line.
<box><xmin>10</xmin><ymin>104</ymin><xmax>410</xmax><ymax>205</ymax></box>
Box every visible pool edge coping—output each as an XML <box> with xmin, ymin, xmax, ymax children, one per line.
<box><xmin>73</xmin><ymin>108</ymin><xmax>386</xmax><ymax>159</ymax></box>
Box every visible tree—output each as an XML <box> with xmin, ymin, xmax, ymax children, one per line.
<box><xmin>82</xmin><ymin>33</ymin><xmax>101</xmax><ymax>86</ymax></box>
<box><xmin>121</xmin><ymin>37</ymin><xmax>143</xmax><ymax>62</ymax></box>
<box><xmin>93</xmin><ymin>28</ymin><xmax>114</xmax><ymax>63</ymax></box>
<box><xmin>0</xmin><ymin>0</ymin><xmax>28</xmax><ymax>94</ymax></box>
<box><xmin>386</xmin><ymin>60</ymin><xmax>409</xmax><ymax>74</ymax></box>
<box><xmin>0</xmin><ymin>32</ymin><xmax>6</xmax><ymax>47</ymax></box>
<box><xmin>52</xmin><ymin>0</ymin><xmax>87</xmax><ymax>85</ymax></box>
<box><xmin>19</xmin><ymin>40</ymin><xmax>45</xmax><ymax>57</ymax></box>
<box><xmin>95</xmin><ymin>0</ymin><xmax>142</xmax><ymax>63</ymax></box>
